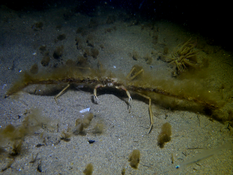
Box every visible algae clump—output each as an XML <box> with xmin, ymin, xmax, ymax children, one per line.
<box><xmin>157</xmin><ymin>122</ymin><xmax>172</xmax><ymax>148</ymax></box>
<box><xmin>128</xmin><ymin>149</ymin><xmax>140</xmax><ymax>169</ymax></box>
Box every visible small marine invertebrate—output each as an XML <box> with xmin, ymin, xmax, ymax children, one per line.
<box><xmin>167</xmin><ymin>38</ymin><xmax>198</xmax><ymax>76</ymax></box>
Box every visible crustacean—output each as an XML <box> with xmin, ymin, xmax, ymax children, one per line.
<box><xmin>5</xmin><ymin>63</ymin><xmax>219</xmax><ymax>134</ymax></box>
<box><xmin>166</xmin><ymin>38</ymin><xmax>198</xmax><ymax>76</ymax></box>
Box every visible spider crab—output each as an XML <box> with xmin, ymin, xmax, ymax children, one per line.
<box><xmin>167</xmin><ymin>38</ymin><xmax>198</xmax><ymax>76</ymax></box>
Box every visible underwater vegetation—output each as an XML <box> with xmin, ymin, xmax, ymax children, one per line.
<box><xmin>60</xmin><ymin>112</ymin><xmax>101</xmax><ymax>140</ymax></box>
<box><xmin>0</xmin><ymin>109</ymin><xmax>51</xmax><ymax>171</ymax></box>
<box><xmin>0</xmin><ymin>108</ymin><xmax>103</xmax><ymax>172</ymax></box>
<box><xmin>31</xmin><ymin>21</ymin><xmax>43</xmax><ymax>31</ymax></box>
<box><xmin>29</xmin><ymin>63</ymin><xmax>39</xmax><ymax>74</ymax></box>
<box><xmin>73</xmin><ymin>113</ymin><xmax>94</xmax><ymax>136</ymax></box>
<box><xmin>83</xmin><ymin>163</ymin><xmax>93</xmax><ymax>175</ymax></box>
<box><xmin>57</xmin><ymin>34</ymin><xmax>66</xmax><ymax>41</ymax></box>
<box><xmin>128</xmin><ymin>149</ymin><xmax>140</xmax><ymax>169</ymax></box>
<box><xmin>0</xmin><ymin>109</ymin><xmax>50</xmax><ymax>144</ymax></box>
<box><xmin>90</xmin><ymin>122</ymin><xmax>104</xmax><ymax>134</ymax></box>
<box><xmin>157</xmin><ymin>122</ymin><xmax>172</xmax><ymax>148</ymax></box>
<box><xmin>143</xmin><ymin>54</ymin><xmax>153</xmax><ymax>64</ymax></box>
<box><xmin>53</xmin><ymin>45</ymin><xmax>64</xmax><ymax>59</ymax></box>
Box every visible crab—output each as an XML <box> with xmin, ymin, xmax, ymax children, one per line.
<box><xmin>6</xmin><ymin>63</ymin><xmax>218</xmax><ymax>134</ymax></box>
<box><xmin>167</xmin><ymin>38</ymin><xmax>198</xmax><ymax>76</ymax></box>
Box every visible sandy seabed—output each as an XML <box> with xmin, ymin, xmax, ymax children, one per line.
<box><xmin>0</xmin><ymin>4</ymin><xmax>232</xmax><ymax>175</ymax></box>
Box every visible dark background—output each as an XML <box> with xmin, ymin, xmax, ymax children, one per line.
<box><xmin>1</xmin><ymin>0</ymin><xmax>232</xmax><ymax>51</ymax></box>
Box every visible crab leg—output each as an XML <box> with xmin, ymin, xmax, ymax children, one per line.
<box><xmin>126</xmin><ymin>67</ymin><xmax>136</xmax><ymax>80</ymax></box>
<box><xmin>93</xmin><ymin>84</ymin><xmax>106</xmax><ymax>103</ymax></box>
<box><xmin>128</xmin><ymin>69</ymin><xmax>144</xmax><ymax>81</ymax></box>
<box><xmin>54</xmin><ymin>84</ymin><xmax>70</xmax><ymax>103</ymax></box>
<box><xmin>137</xmin><ymin>93</ymin><xmax>154</xmax><ymax>134</ymax></box>
<box><xmin>115</xmin><ymin>85</ymin><xmax>132</xmax><ymax>102</ymax></box>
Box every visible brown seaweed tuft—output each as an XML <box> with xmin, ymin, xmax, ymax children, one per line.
<box><xmin>128</xmin><ymin>149</ymin><xmax>140</xmax><ymax>169</ymax></box>
<box><xmin>157</xmin><ymin>122</ymin><xmax>172</xmax><ymax>148</ymax></box>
